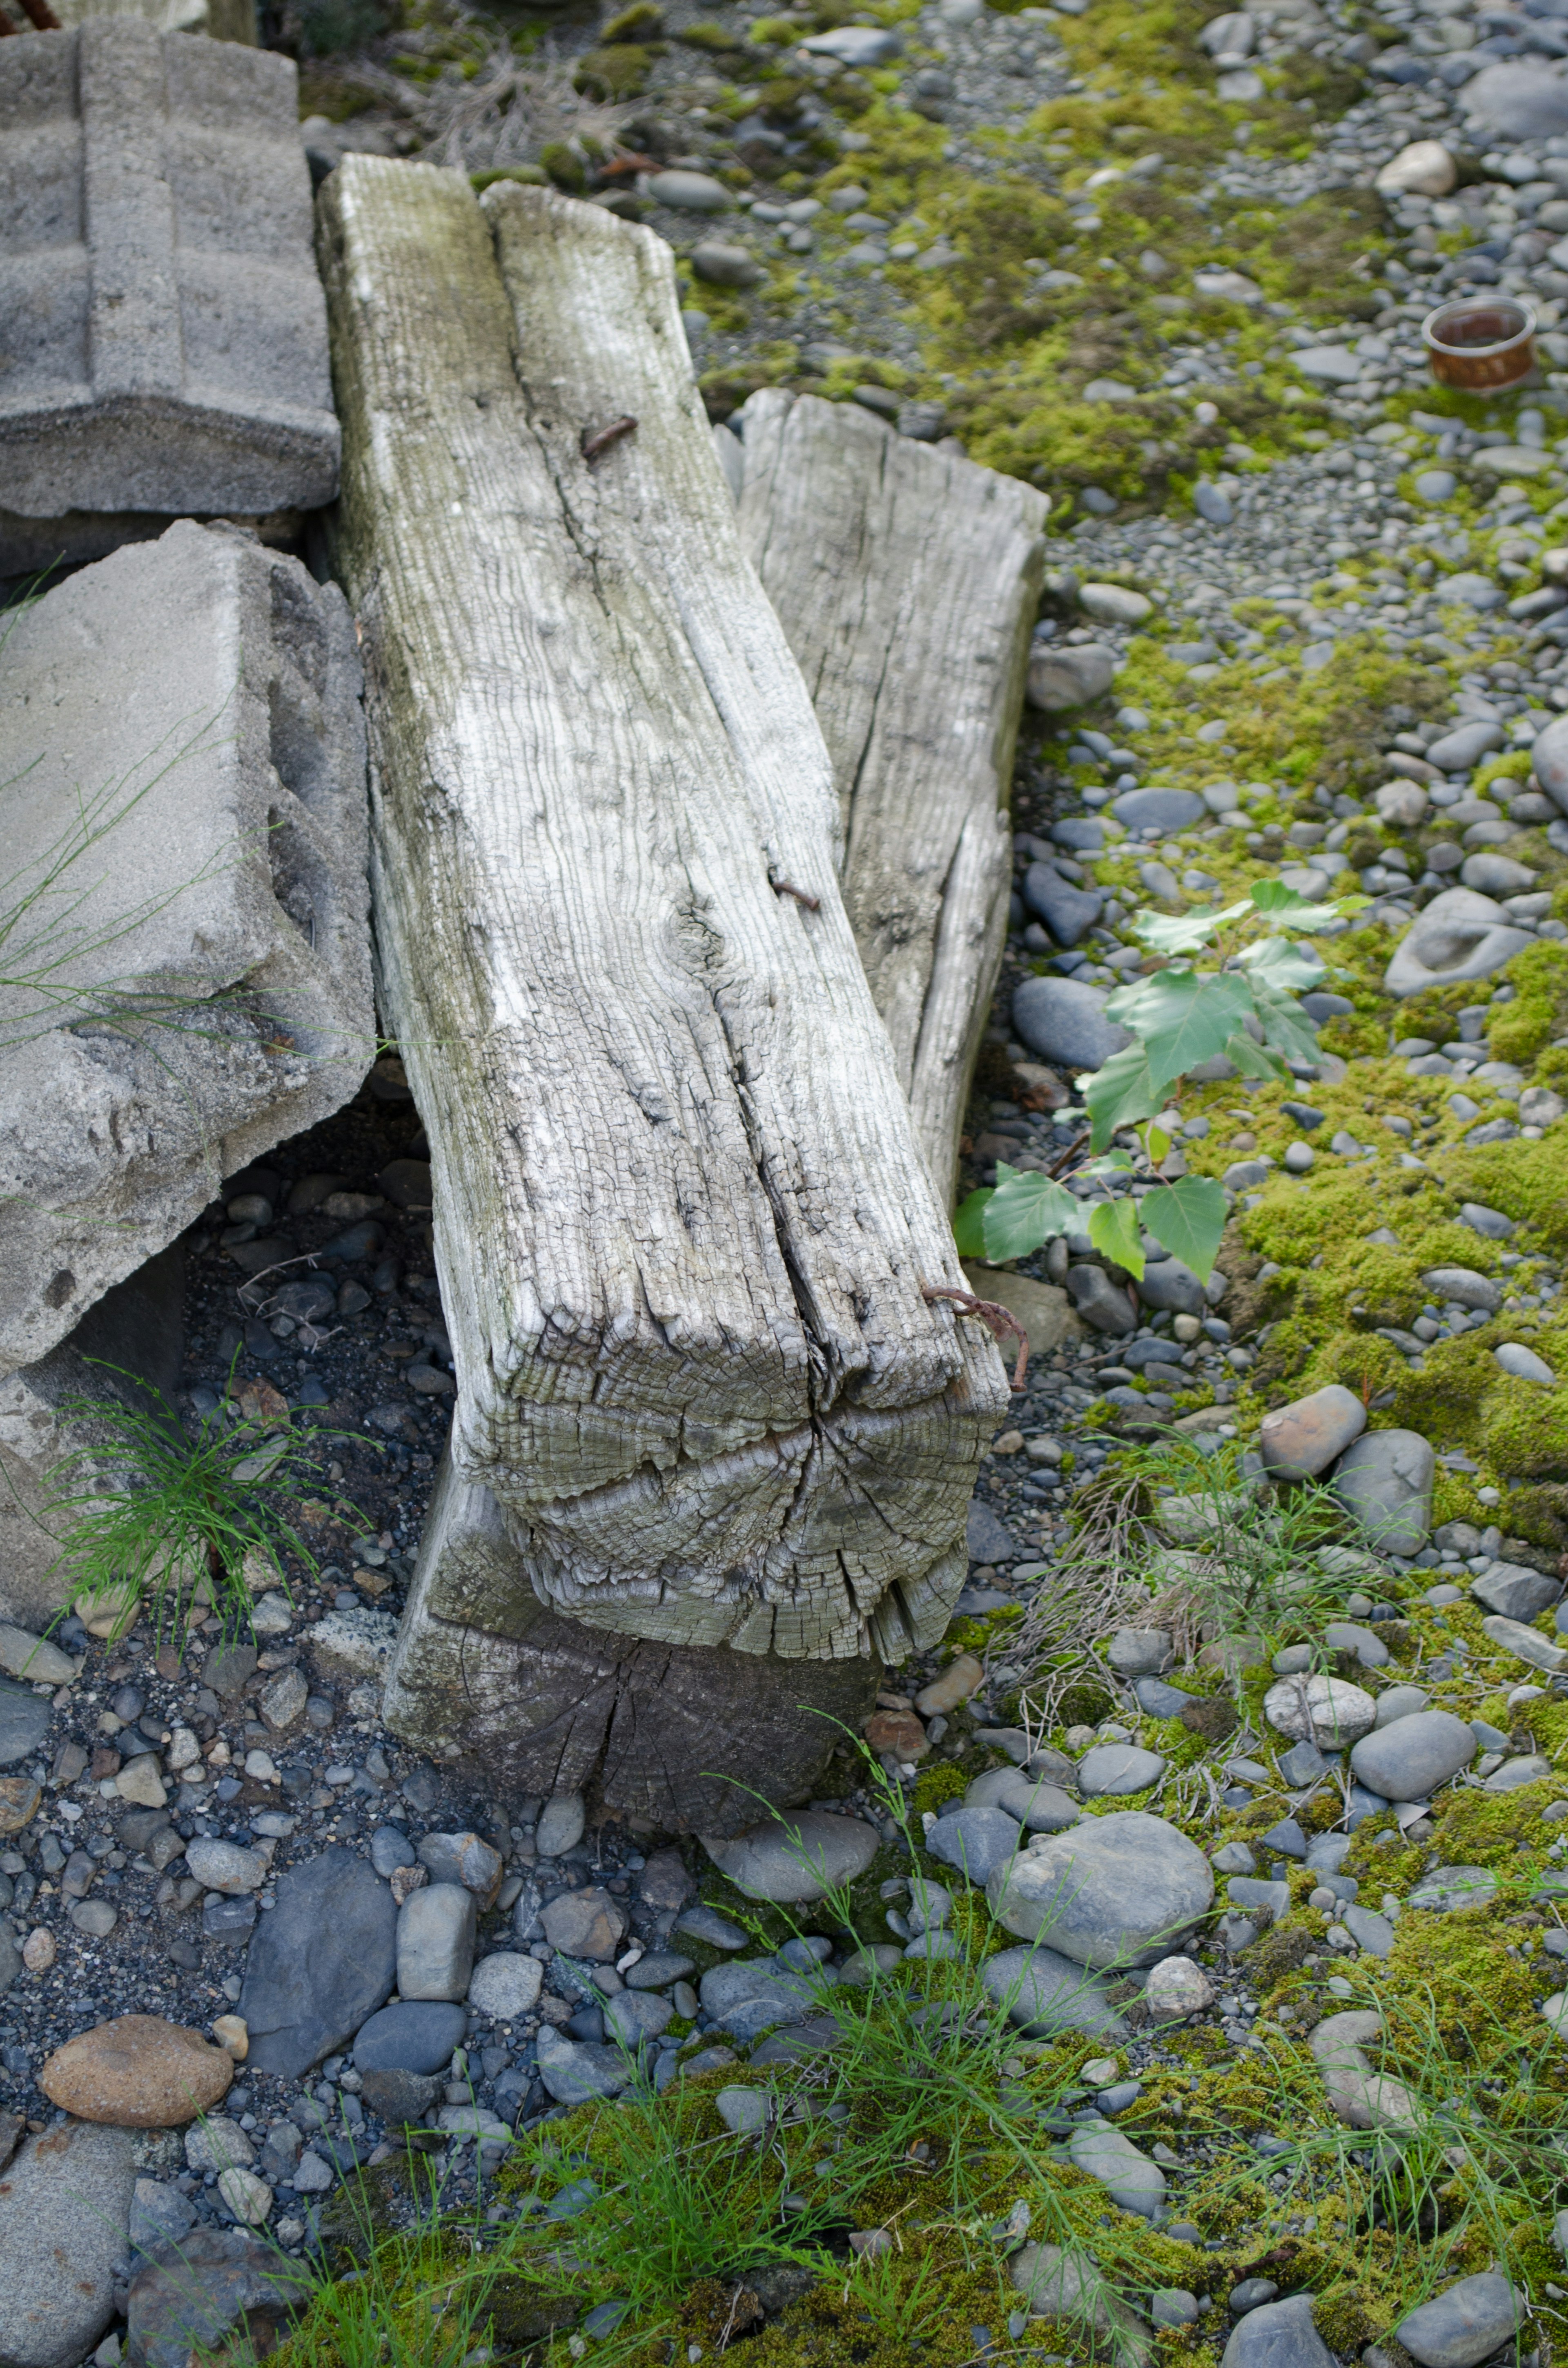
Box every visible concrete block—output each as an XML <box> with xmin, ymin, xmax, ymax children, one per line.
<box><xmin>0</xmin><ymin>22</ymin><xmax>336</xmax><ymax>565</ymax></box>
<box><xmin>0</xmin><ymin>519</ymin><xmax>372</xmax><ymax>1376</ymax></box>
<box><xmin>45</xmin><ymin>0</ymin><xmax>257</xmax><ymax>42</ymax></box>
<box><xmin>0</xmin><ymin>1243</ymin><xmax>183</xmax><ymax>1630</ymax></box>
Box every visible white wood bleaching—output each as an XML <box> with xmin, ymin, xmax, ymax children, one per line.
<box><xmin>734</xmin><ymin>389</ymin><xmax>1048</xmax><ymax>1210</ymax></box>
<box><xmin>318</xmin><ymin>162</ymin><xmax>1008</xmax><ymax>1695</ymax></box>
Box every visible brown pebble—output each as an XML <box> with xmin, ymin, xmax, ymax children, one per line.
<box><xmin>41</xmin><ymin>2013</ymin><xmax>235</xmax><ymax>2127</ymax></box>
<box><xmin>0</xmin><ymin>1777</ymin><xmax>42</xmax><ymax>1837</ymax></box>
<box><xmin>862</xmin><ymin>1709</ymin><xmax>929</xmax><ymax>1761</ymax></box>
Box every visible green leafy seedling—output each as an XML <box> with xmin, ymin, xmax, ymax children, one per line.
<box><xmin>961</xmin><ymin>878</ymin><xmax>1366</xmax><ymax>1282</ymax></box>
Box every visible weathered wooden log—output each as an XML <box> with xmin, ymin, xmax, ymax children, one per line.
<box><xmin>382</xmin><ymin>1451</ymin><xmax>878</xmax><ymax>1834</ymax></box>
<box><xmin>318</xmin><ymin>162</ymin><xmax>1005</xmax><ymax>1712</ymax></box>
<box><xmin>733</xmin><ymin>392</ymin><xmax>1047</xmax><ymax>1209</ymax></box>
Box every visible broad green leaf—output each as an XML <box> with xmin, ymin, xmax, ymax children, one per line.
<box><xmin>1250</xmin><ymin>978</ymin><xmax>1321</xmax><ymax>1066</ymax></box>
<box><xmin>1084</xmin><ymin>1149</ymin><xmax>1135</xmax><ymax>1175</ymax></box>
<box><xmin>1239</xmin><ymin>934</ymin><xmax>1327</xmax><ymax>996</ymax></box>
<box><xmin>1147</xmin><ymin>1121</ymin><xmax>1172</xmax><ymax>1164</ymax></box>
<box><xmin>1250</xmin><ymin>880</ymin><xmax>1370</xmax><ymax>934</ymax></box>
<box><xmin>982</xmin><ymin>1166</ymin><xmax>1081</xmax><ymax>1262</ymax></box>
<box><xmin>1223</xmin><ymin>1027</ymin><xmax>1290</xmax><ymax>1081</ymax></box>
<box><xmin>1142</xmin><ymin>1175</ymin><xmax>1227</xmax><ymax>1282</ymax></box>
<box><xmin>952</xmin><ymin>1186</ymin><xmax>992</xmax><ymax>1258</ymax></box>
<box><xmin>1088</xmin><ymin>1195</ymin><xmax>1144</xmax><ymax>1279</ymax></box>
<box><xmin>1250</xmin><ymin>878</ymin><xmax>1329</xmax><ymax>916</ymax></box>
<box><xmin>1126</xmin><ymin>969</ymin><xmax>1256</xmax><ymax>1099</ymax></box>
<box><xmin>1131</xmin><ymin>900</ymin><xmax>1248</xmax><ymax>955</ymax></box>
<box><xmin>1082</xmin><ymin>1041</ymin><xmax>1158</xmax><ymax>1151</ymax></box>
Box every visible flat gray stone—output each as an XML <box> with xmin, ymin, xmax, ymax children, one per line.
<box><xmin>0</xmin><ymin>2122</ymin><xmax>138</xmax><ymax>2368</ymax></box>
<box><xmin>370</xmin><ymin>1827</ymin><xmax>417</xmax><ymax>1876</ymax></box>
<box><xmin>1426</xmin><ymin>722</ymin><xmax>1504</xmax><ymax>772</ymax></box>
<box><xmin>185</xmin><ymin>1840</ymin><xmax>266</xmax><ymax>1896</ymax></box>
<box><xmin>0</xmin><ymin>1680</ymin><xmax>51</xmax><ymax>1769</ymax></box>
<box><xmin>1264</xmin><ymin>1673</ymin><xmax>1377</xmax><ymax>1747</ymax></box>
<box><xmin>238</xmin><ymin>1846</ymin><xmax>397</xmax><ymax>2080</ymax></box>
<box><xmin>1494</xmin><ymin>1342</ymin><xmax>1557</xmax><ymax>1386</ymax></box>
<box><xmin>1421</xmin><ymin>1265</ymin><xmax>1499</xmax><ymax>1312</ymax></box>
<box><xmin>674</xmin><ymin>1904</ymin><xmax>748</xmax><ymax>1951</ymax></box>
<box><xmin>1481</xmin><ymin>1614</ymin><xmax>1567</xmax><ymax>1672</ymax></box>
<box><xmin>396</xmin><ymin>1882</ymin><xmax>476</xmax><ymax>2001</ymax></box>
<box><xmin>356</xmin><ymin>2067</ymin><xmax>441</xmax><ymax>2125</ymax></box>
<box><xmin>1485</xmin><ymin>1753</ymin><xmax>1553</xmax><ymax>1790</ymax></box>
<box><xmin>535</xmin><ymin>2028</ymin><xmax>633</xmax><ymax>2105</ymax></box>
<box><xmin>353</xmin><ymin>2001</ymin><xmax>467</xmax><ymax>2075</ymax></box>
<box><xmin>1027</xmin><ymin>642</ymin><xmax>1116</xmax><ymax>712</ymax></box>
<box><xmin>967</xmin><ymin>1501</ymin><xmax>1020</xmax><ymax>1566</ymax></box>
<box><xmin>1012</xmin><ymin>976</ymin><xmax>1131</xmax><ymax>1071</ymax></box>
<box><xmin>646</xmin><ymin>169</ymin><xmax>731</xmax><ymax>211</ymax></box>
<box><xmin>1067</xmin><ymin>1264</ymin><xmax>1138</xmax><ymax>1335</ymax></box>
<box><xmin>128</xmin><ymin>2179</ymin><xmax>196</xmax><ymax>2254</ymax></box>
<box><xmin>1472</xmin><ymin>1563</ymin><xmax>1559</xmax><ymax>1621</ymax></box>
<box><xmin>964</xmin><ymin>1767</ymin><xmax>1080</xmax><ymax>1831</ymax></box>
<box><xmin>0</xmin><ymin>522</ymin><xmax>370</xmax><ymax>1390</ymax></box>
<box><xmin>1221</xmin><ymin>2295</ymin><xmax>1337</xmax><ymax>2368</ymax></box>
<box><xmin>1134</xmin><ymin>1258</ymin><xmax>1205</xmax><ymax>1317</ymax></box>
<box><xmin>0</xmin><ymin>22</ymin><xmax>337</xmax><ymax>558</ymax></box>
<box><xmin>1068</xmin><ymin>2120</ymin><xmax>1165</xmax><ymax>2216</ymax></box>
<box><xmin>714</xmin><ymin>2085</ymin><xmax>772</xmax><ymax>2134</ymax></box>
<box><xmin>466</xmin><ymin>1953</ymin><xmax>544</xmax><ymax>2020</ymax></box>
<box><xmin>1076</xmin><ymin>1744</ymin><xmax>1166</xmax><ymax>1796</ymax></box>
<box><xmin>1462</xmin><ymin>59</ymin><xmax>1568</xmax><ymax>136</ymax></box>
<box><xmin>1227</xmin><ymin>1877</ymin><xmax>1291</xmax><ymax>1924</ymax></box>
<box><xmin>1397</xmin><ymin>2274</ymin><xmax>1523</xmax><ymax>2368</ymax></box>
<box><xmin>604</xmin><ymin>1991</ymin><xmax>675</xmax><ymax>2047</ymax></box>
<box><xmin>540</xmin><ymin>1888</ymin><xmax>626</xmax><ymax>1963</ymax></box>
<box><xmin>1341</xmin><ymin>1904</ymin><xmax>1395</xmax><ymax>1957</ymax></box>
<box><xmin>1350</xmin><ymin>1707</ymin><xmax>1474</xmax><ymax>1802</ymax></box>
<box><xmin>1407</xmin><ymin>1865</ymin><xmax>1498</xmax><ymax>1913</ymax></box>
<box><xmin>1329</xmin><ymin>1428</ymin><xmax>1434</xmax><ymax>1554</ymax></box>
<box><xmin>1374</xmin><ymin>1685</ymin><xmax>1430</xmax><ymax>1727</ymax></box>
<box><xmin>988</xmin><ymin>1810</ymin><xmax>1212</xmax><ymax>1968</ymax></box>
<box><xmin>924</xmin><ymin>1805</ymin><xmax>1023</xmax><ymax>1886</ymax></box>
<box><xmin>125</xmin><ymin>2227</ymin><xmax>314</xmax><ymax>2368</ymax></box>
<box><xmin>699</xmin><ymin>1961</ymin><xmax>816</xmax><ymax>2022</ymax></box>
<box><xmin>1107</xmin><ymin>1627</ymin><xmax>1173</xmax><ymax>1676</ymax></box>
<box><xmin>535</xmin><ymin>1793</ymin><xmax>586</xmax><ymax>1857</ymax></box>
<box><xmin>1384</xmin><ymin>889</ymin><xmax>1533</xmax><ymax>1000</ymax></box>
<box><xmin>1023</xmin><ymin>861</ymin><xmax>1103</xmax><ymax>948</ymax></box>
<box><xmin>1112</xmin><ymin>787</ymin><xmax>1206</xmax><ymax>832</ymax></box>
<box><xmin>701</xmin><ymin>1811</ymin><xmax>878</xmax><ymax>1903</ymax></box>
<box><xmin>1010</xmin><ymin>2243</ymin><xmax>1152</xmax><ymax>2357</ymax></box>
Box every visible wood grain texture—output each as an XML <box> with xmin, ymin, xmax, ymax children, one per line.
<box><xmin>733</xmin><ymin>391</ymin><xmax>1047</xmax><ymax>1209</ymax></box>
<box><xmin>382</xmin><ymin>1451</ymin><xmax>878</xmax><ymax>1832</ymax></box>
<box><xmin>317</xmin><ymin>161</ymin><xmax>1007</xmax><ymax>1665</ymax></box>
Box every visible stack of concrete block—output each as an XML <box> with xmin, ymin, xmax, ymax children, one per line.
<box><xmin>0</xmin><ymin>522</ymin><xmax>373</xmax><ymax>1621</ymax></box>
<box><xmin>6</xmin><ymin>0</ymin><xmax>256</xmax><ymax>42</ymax></box>
<box><xmin>0</xmin><ymin>19</ymin><xmax>337</xmax><ymax>578</ymax></box>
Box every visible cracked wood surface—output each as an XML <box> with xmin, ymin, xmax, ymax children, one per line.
<box><xmin>735</xmin><ymin>390</ymin><xmax>1047</xmax><ymax>1210</ymax></box>
<box><xmin>318</xmin><ymin>161</ymin><xmax>1007</xmax><ymax>1665</ymax></box>
<box><xmin>383</xmin><ymin>1451</ymin><xmax>878</xmax><ymax>1831</ymax></box>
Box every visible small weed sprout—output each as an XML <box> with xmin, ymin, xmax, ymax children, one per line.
<box><xmin>37</xmin><ymin>1358</ymin><xmax>370</xmax><ymax>1644</ymax></box>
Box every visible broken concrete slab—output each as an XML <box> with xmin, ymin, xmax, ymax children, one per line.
<box><xmin>0</xmin><ymin>22</ymin><xmax>336</xmax><ymax>571</ymax></box>
<box><xmin>48</xmin><ymin>0</ymin><xmax>257</xmax><ymax>39</ymax></box>
<box><xmin>0</xmin><ymin>520</ymin><xmax>373</xmax><ymax>1377</ymax></box>
<box><xmin>0</xmin><ymin>1244</ymin><xmax>183</xmax><ymax>1630</ymax></box>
